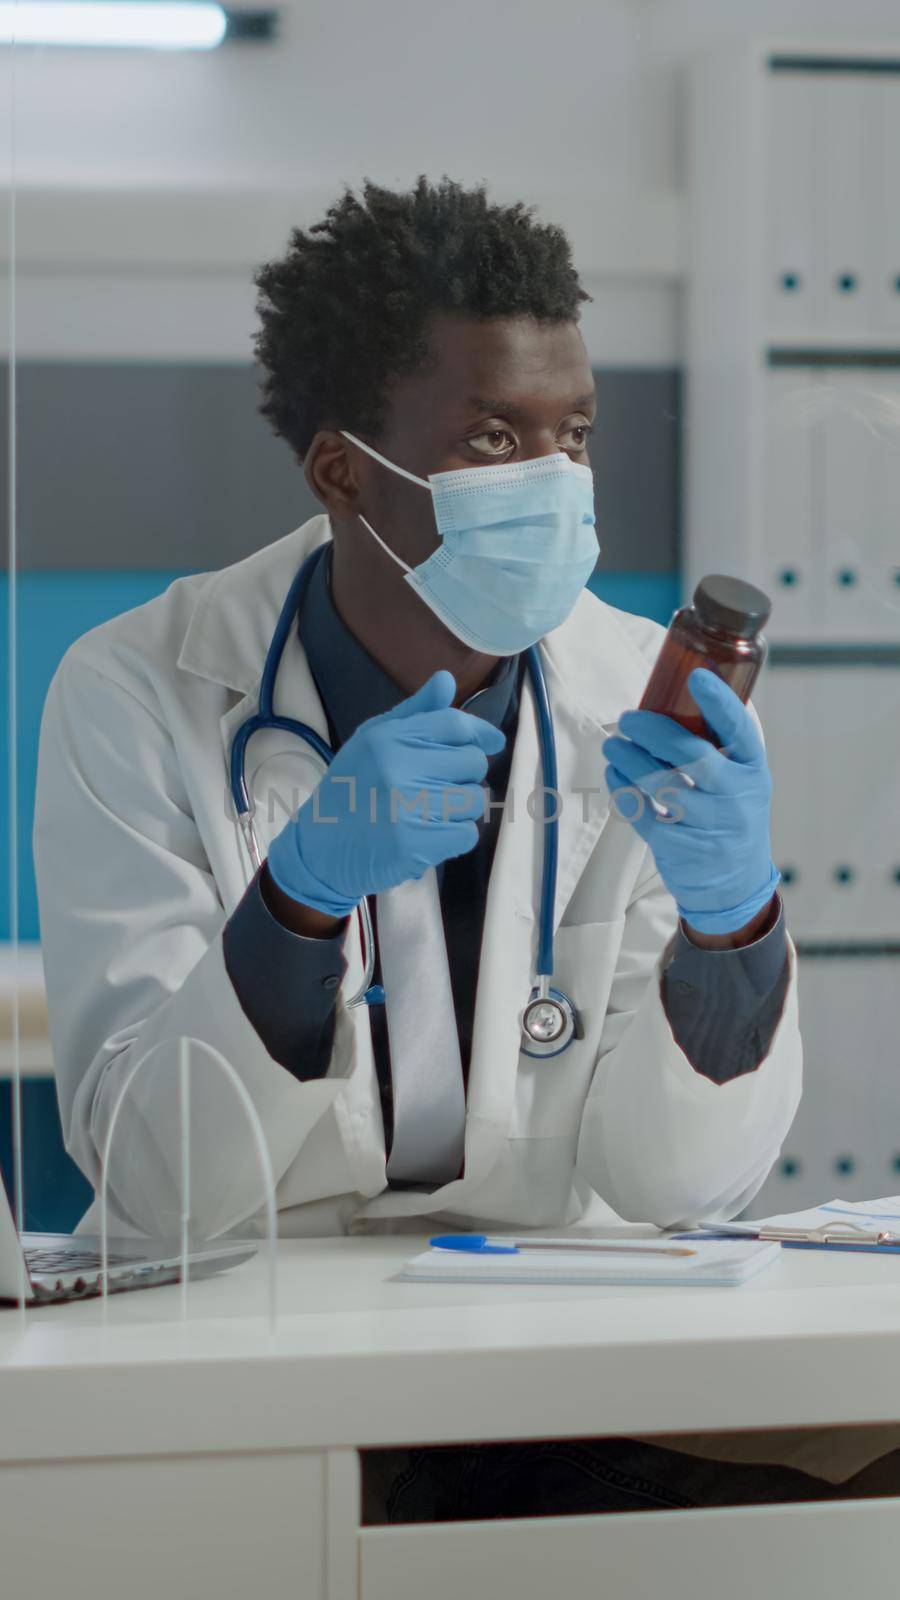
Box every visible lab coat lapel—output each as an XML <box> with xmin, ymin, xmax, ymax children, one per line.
<box><xmin>179</xmin><ymin>516</ymin><xmax>331</xmax><ymax>697</ymax></box>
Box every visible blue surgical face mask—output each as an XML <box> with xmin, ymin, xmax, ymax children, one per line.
<box><xmin>341</xmin><ymin>431</ymin><xmax>598</xmax><ymax>656</ymax></box>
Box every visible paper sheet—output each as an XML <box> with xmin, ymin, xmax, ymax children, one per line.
<box><xmin>711</xmin><ymin>1195</ymin><xmax>900</xmax><ymax>1236</ymax></box>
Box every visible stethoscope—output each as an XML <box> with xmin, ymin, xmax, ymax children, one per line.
<box><xmin>229</xmin><ymin>547</ymin><xmax>581</xmax><ymax>1059</ymax></box>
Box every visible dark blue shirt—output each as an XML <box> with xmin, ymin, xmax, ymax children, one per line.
<box><xmin>224</xmin><ymin>553</ymin><xmax>790</xmax><ymax>1125</ymax></box>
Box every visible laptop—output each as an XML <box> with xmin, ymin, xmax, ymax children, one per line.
<box><xmin>0</xmin><ymin>1172</ymin><xmax>256</xmax><ymax>1305</ymax></box>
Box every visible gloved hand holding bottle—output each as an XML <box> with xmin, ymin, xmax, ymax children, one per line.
<box><xmin>267</xmin><ymin>670</ymin><xmax>505</xmax><ymax>917</ymax></box>
<box><xmin>602</xmin><ymin>668</ymin><xmax>780</xmax><ymax>936</ymax></box>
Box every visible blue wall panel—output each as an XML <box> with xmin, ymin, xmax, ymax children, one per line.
<box><xmin>0</xmin><ymin>1079</ymin><xmax>93</xmax><ymax>1233</ymax></box>
<box><xmin>1</xmin><ymin>572</ymin><xmax>185</xmax><ymax>940</ymax></box>
<box><xmin>589</xmin><ymin>570</ymin><xmax>679</xmax><ymax>627</ymax></box>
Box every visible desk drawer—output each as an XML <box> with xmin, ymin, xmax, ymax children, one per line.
<box><xmin>360</xmin><ymin>1495</ymin><xmax>900</xmax><ymax>1600</ymax></box>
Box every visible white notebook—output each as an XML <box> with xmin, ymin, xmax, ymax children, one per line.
<box><xmin>399</xmin><ymin>1237</ymin><xmax>780</xmax><ymax>1288</ymax></box>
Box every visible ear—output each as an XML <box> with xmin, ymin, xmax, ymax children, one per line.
<box><xmin>304</xmin><ymin>430</ymin><xmax>361</xmax><ymax>517</ymax></box>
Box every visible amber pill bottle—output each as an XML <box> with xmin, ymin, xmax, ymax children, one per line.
<box><xmin>638</xmin><ymin>574</ymin><xmax>772</xmax><ymax>742</ymax></box>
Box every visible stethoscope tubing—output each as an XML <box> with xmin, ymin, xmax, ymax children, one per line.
<box><xmin>523</xmin><ymin>640</ymin><xmax>558</xmax><ymax>980</ymax></box>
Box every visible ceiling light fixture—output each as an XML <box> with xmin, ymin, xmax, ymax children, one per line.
<box><xmin>0</xmin><ymin>3</ymin><xmax>277</xmax><ymax>50</ymax></box>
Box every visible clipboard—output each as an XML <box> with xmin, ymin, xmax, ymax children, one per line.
<box><xmin>685</xmin><ymin>1218</ymin><xmax>900</xmax><ymax>1253</ymax></box>
<box><xmin>778</xmin><ymin>1239</ymin><xmax>900</xmax><ymax>1254</ymax></box>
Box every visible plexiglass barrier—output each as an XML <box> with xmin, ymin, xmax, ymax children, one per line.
<box><xmin>97</xmin><ymin>1037</ymin><xmax>278</xmax><ymax>1328</ymax></box>
<box><xmin>2</xmin><ymin>5</ymin><xmax>24</xmax><ymax>1317</ymax></box>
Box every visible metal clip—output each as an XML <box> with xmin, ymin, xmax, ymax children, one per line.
<box><xmin>237</xmin><ymin>809</ymin><xmax>262</xmax><ymax>872</ymax></box>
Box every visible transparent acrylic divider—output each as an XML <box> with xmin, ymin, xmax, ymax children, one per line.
<box><xmin>3</xmin><ymin>3</ymin><xmax>27</xmax><ymax>1317</ymax></box>
<box><xmin>98</xmin><ymin>1037</ymin><xmax>278</xmax><ymax>1330</ymax></box>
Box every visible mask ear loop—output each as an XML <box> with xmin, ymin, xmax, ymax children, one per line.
<box><xmin>357</xmin><ymin>513</ymin><xmax>413</xmax><ymax>574</ymax></box>
<box><xmin>341</xmin><ymin>430</ymin><xmax>432</xmax><ymax>574</ymax></box>
<box><xmin>341</xmin><ymin>430</ymin><xmax>431</xmax><ymax>489</ymax></box>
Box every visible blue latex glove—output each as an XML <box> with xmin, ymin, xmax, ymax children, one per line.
<box><xmin>267</xmin><ymin>670</ymin><xmax>505</xmax><ymax>916</ymax></box>
<box><xmin>601</xmin><ymin>668</ymin><xmax>780</xmax><ymax>935</ymax></box>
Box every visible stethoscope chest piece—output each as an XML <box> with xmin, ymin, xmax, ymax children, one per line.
<box><xmin>520</xmin><ymin>984</ymin><xmax>582</xmax><ymax>1059</ymax></box>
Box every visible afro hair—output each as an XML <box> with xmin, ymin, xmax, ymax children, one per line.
<box><xmin>253</xmin><ymin>175</ymin><xmax>589</xmax><ymax>462</ymax></box>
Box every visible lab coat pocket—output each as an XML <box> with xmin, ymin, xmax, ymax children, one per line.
<box><xmin>509</xmin><ymin>917</ymin><xmax>626</xmax><ymax>1140</ymax></box>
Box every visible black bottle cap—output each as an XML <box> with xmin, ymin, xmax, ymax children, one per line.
<box><xmin>693</xmin><ymin>574</ymin><xmax>771</xmax><ymax>638</ymax></box>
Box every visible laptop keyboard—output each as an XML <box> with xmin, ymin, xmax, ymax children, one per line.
<box><xmin>24</xmin><ymin>1247</ymin><xmax>134</xmax><ymax>1275</ymax></box>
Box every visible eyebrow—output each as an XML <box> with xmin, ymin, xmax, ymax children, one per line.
<box><xmin>465</xmin><ymin>392</ymin><xmax>597</xmax><ymax>421</ymax></box>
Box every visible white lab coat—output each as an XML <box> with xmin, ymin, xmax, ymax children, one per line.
<box><xmin>34</xmin><ymin>515</ymin><xmax>802</xmax><ymax>1240</ymax></box>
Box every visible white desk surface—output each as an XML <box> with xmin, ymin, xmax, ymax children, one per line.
<box><xmin>2</xmin><ymin>1236</ymin><xmax>900</xmax><ymax>1464</ymax></box>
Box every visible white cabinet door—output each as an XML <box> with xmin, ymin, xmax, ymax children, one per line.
<box><xmin>763</xmin><ymin>368</ymin><xmax>900</xmax><ymax>646</ymax></box>
<box><xmin>871</xmin><ymin>370</ymin><xmax>900</xmax><ymax>631</ymax></box>
<box><xmin>757</xmin><ymin>666</ymin><xmax>822</xmax><ymax>934</ymax></box>
<box><xmin>813</xmin><ymin>74</ymin><xmax>879</xmax><ymax>337</ymax></box>
<box><xmin>820</xmin><ymin>371</ymin><xmax>888</xmax><ymax>640</ymax></box>
<box><xmin>877</xmin><ymin>79</ymin><xmax>900</xmax><ymax>338</ymax></box>
<box><xmin>815</xmin><ymin>666</ymin><xmax>888</xmax><ymax>938</ymax></box>
<box><xmin>762</xmin><ymin>662</ymin><xmax>900</xmax><ymax>941</ymax></box>
<box><xmin>755</xmin><ymin>956</ymin><xmax>866</xmax><ymax>1213</ymax></box>
<box><xmin>0</xmin><ymin>1450</ymin><xmax>326</xmax><ymax>1600</ymax></box>
<box><xmin>766</xmin><ymin>74</ymin><xmax>817</xmax><ymax>333</ymax></box>
<box><xmin>859</xmin><ymin>963</ymin><xmax>900</xmax><ymax>1195</ymax></box>
<box><xmin>754</xmin><ymin>955</ymin><xmax>900</xmax><ymax>1215</ymax></box>
<box><xmin>762</xmin><ymin>370</ymin><xmax>819</xmax><ymax>639</ymax></box>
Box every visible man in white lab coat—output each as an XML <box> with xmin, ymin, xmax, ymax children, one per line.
<box><xmin>38</xmin><ymin>178</ymin><xmax>893</xmax><ymax>1512</ymax></box>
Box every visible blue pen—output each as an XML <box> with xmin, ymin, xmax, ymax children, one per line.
<box><xmin>430</xmin><ymin>1235</ymin><xmax>518</xmax><ymax>1255</ymax></box>
<box><xmin>429</xmin><ymin>1234</ymin><xmax>696</xmax><ymax>1258</ymax></box>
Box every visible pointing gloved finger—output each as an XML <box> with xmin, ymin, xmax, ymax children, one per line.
<box><xmin>615</xmin><ymin>709</ymin><xmax>721</xmax><ymax>787</ymax></box>
<box><xmin>687</xmin><ymin>670</ymin><xmax>765</xmax><ymax>765</ymax></box>
<box><xmin>382</xmin><ymin>669</ymin><xmax>457</xmax><ymax>721</ymax></box>
<box><xmin>407</xmin><ymin>706</ymin><xmax>506</xmax><ymax>756</ymax></box>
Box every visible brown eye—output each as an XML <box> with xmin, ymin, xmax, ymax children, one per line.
<box><xmin>558</xmin><ymin>422</ymin><xmax>593</xmax><ymax>453</ymax></box>
<box><xmin>468</xmin><ymin>430</ymin><xmax>516</xmax><ymax>457</ymax></box>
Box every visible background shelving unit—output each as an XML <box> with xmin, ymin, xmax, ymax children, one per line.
<box><xmin>688</xmin><ymin>42</ymin><xmax>900</xmax><ymax>1211</ymax></box>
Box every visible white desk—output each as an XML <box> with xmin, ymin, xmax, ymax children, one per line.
<box><xmin>3</xmin><ymin>1237</ymin><xmax>900</xmax><ymax>1599</ymax></box>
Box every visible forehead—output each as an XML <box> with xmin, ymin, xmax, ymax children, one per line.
<box><xmin>387</xmin><ymin>314</ymin><xmax>594</xmax><ymax>429</ymax></box>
